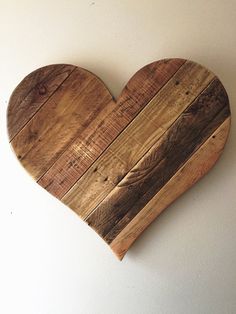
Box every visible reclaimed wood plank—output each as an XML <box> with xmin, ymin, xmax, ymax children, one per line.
<box><xmin>10</xmin><ymin>67</ymin><xmax>114</xmax><ymax>180</ymax></box>
<box><xmin>62</xmin><ymin>61</ymin><xmax>214</xmax><ymax>219</ymax></box>
<box><xmin>7</xmin><ymin>58</ymin><xmax>231</xmax><ymax>260</ymax></box>
<box><xmin>38</xmin><ymin>59</ymin><xmax>184</xmax><ymax>198</ymax></box>
<box><xmin>7</xmin><ymin>64</ymin><xmax>75</xmax><ymax>140</ymax></box>
<box><xmin>86</xmin><ymin>79</ymin><xmax>230</xmax><ymax>242</ymax></box>
<box><xmin>110</xmin><ymin>117</ymin><xmax>231</xmax><ymax>260</ymax></box>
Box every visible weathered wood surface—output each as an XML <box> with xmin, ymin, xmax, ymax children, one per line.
<box><xmin>7</xmin><ymin>59</ymin><xmax>231</xmax><ymax>260</ymax></box>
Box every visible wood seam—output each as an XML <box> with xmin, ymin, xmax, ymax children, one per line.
<box><xmin>60</xmin><ymin>61</ymin><xmax>187</xmax><ymax>200</ymax></box>
<box><xmin>85</xmin><ymin>79</ymin><xmax>230</xmax><ymax>241</ymax></box>
<box><xmin>15</xmin><ymin>73</ymin><xmax>99</xmax><ymax>163</ymax></box>
<box><xmin>104</xmin><ymin>108</ymin><xmax>229</xmax><ymax>242</ymax></box>
<box><xmin>8</xmin><ymin>65</ymin><xmax>66</xmax><ymax>140</ymax></box>
<box><xmin>35</xmin><ymin>98</ymin><xmax>115</xmax><ymax>183</ymax></box>
<box><xmin>7</xmin><ymin>59</ymin><xmax>230</xmax><ymax>260</ymax></box>
<box><xmin>83</xmin><ymin>77</ymin><xmax>216</xmax><ymax>221</ymax></box>
<box><xmin>9</xmin><ymin>66</ymin><xmax>77</xmax><ymax>142</ymax></box>
<box><xmin>110</xmin><ymin>117</ymin><xmax>231</xmax><ymax>259</ymax></box>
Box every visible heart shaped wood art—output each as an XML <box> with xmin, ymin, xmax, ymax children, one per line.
<box><xmin>7</xmin><ymin>58</ymin><xmax>231</xmax><ymax>260</ymax></box>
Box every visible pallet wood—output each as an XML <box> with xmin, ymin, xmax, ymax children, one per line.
<box><xmin>7</xmin><ymin>58</ymin><xmax>231</xmax><ymax>260</ymax></box>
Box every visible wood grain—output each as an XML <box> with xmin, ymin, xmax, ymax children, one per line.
<box><xmin>8</xmin><ymin>64</ymin><xmax>76</xmax><ymax>140</ymax></box>
<box><xmin>110</xmin><ymin>117</ymin><xmax>231</xmax><ymax>260</ymax></box>
<box><xmin>85</xmin><ymin>79</ymin><xmax>230</xmax><ymax>242</ymax></box>
<box><xmin>62</xmin><ymin>61</ymin><xmax>215</xmax><ymax>219</ymax></box>
<box><xmin>7</xmin><ymin>58</ymin><xmax>231</xmax><ymax>260</ymax></box>
<box><xmin>9</xmin><ymin>67</ymin><xmax>114</xmax><ymax>180</ymax></box>
<box><xmin>38</xmin><ymin>58</ymin><xmax>184</xmax><ymax>198</ymax></box>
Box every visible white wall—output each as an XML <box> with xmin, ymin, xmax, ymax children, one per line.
<box><xmin>1</xmin><ymin>1</ymin><xmax>236</xmax><ymax>313</ymax></box>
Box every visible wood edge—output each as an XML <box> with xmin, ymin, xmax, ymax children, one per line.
<box><xmin>7</xmin><ymin>58</ymin><xmax>231</xmax><ymax>262</ymax></box>
<box><xmin>116</xmin><ymin>57</ymin><xmax>223</xmax><ymax>102</ymax></box>
<box><xmin>60</xmin><ymin>61</ymin><xmax>190</xmax><ymax>211</ymax></box>
<box><xmin>36</xmin><ymin>97</ymin><xmax>117</xmax><ymax>188</ymax></box>
<box><xmin>75</xmin><ymin>59</ymin><xmax>214</xmax><ymax>221</ymax></box>
<box><xmin>84</xmin><ymin>76</ymin><xmax>224</xmax><ymax>239</ymax></box>
<box><xmin>7</xmin><ymin>63</ymin><xmax>115</xmax><ymax>142</ymax></box>
<box><xmin>117</xmin><ymin>58</ymin><xmax>186</xmax><ymax>101</ymax></box>
<box><xmin>109</xmin><ymin>116</ymin><xmax>231</xmax><ymax>260</ymax></box>
<box><xmin>7</xmin><ymin>64</ymin><xmax>72</xmax><ymax>141</ymax></box>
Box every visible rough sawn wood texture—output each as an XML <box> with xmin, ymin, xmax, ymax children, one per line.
<box><xmin>7</xmin><ymin>58</ymin><xmax>231</xmax><ymax>260</ymax></box>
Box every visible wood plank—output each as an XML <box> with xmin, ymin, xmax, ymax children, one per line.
<box><xmin>7</xmin><ymin>64</ymin><xmax>75</xmax><ymax>140</ymax></box>
<box><xmin>85</xmin><ymin>79</ymin><xmax>230</xmax><ymax>242</ymax></box>
<box><xmin>110</xmin><ymin>117</ymin><xmax>231</xmax><ymax>260</ymax></box>
<box><xmin>7</xmin><ymin>58</ymin><xmax>231</xmax><ymax>260</ymax></box>
<box><xmin>10</xmin><ymin>67</ymin><xmax>114</xmax><ymax>180</ymax></box>
<box><xmin>62</xmin><ymin>61</ymin><xmax>214</xmax><ymax>219</ymax></box>
<box><xmin>38</xmin><ymin>59</ymin><xmax>184</xmax><ymax>198</ymax></box>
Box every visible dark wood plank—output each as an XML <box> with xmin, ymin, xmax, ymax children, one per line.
<box><xmin>110</xmin><ymin>117</ymin><xmax>231</xmax><ymax>260</ymax></box>
<box><xmin>86</xmin><ymin>79</ymin><xmax>230</xmax><ymax>243</ymax></box>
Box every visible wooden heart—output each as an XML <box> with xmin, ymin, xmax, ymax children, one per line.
<box><xmin>7</xmin><ymin>58</ymin><xmax>231</xmax><ymax>260</ymax></box>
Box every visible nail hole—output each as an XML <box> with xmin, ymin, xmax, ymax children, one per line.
<box><xmin>38</xmin><ymin>85</ymin><xmax>47</xmax><ymax>95</ymax></box>
<box><xmin>175</xmin><ymin>80</ymin><xmax>180</xmax><ymax>85</ymax></box>
<box><xmin>185</xmin><ymin>91</ymin><xmax>189</xmax><ymax>95</ymax></box>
